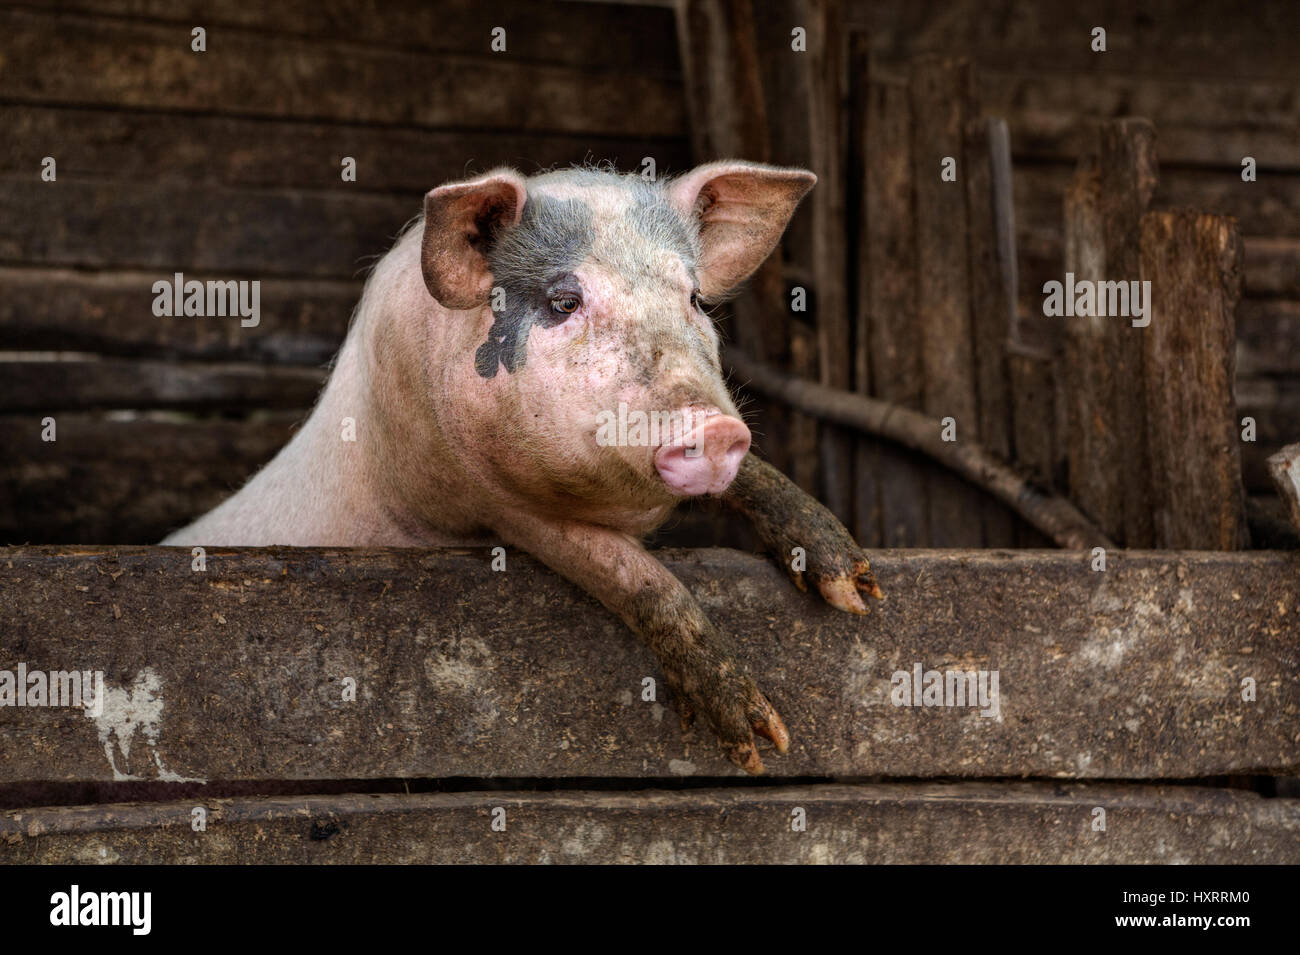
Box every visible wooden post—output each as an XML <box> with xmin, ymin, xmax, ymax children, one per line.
<box><xmin>1139</xmin><ymin>209</ymin><xmax>1250</xmax><ymax>549</ymax></box>
<box><xmin>864</xmin><ymin>74</ymin><xmax>928</xmax><ymax>546</ymax></box>
<box><xmin>910</xmin><ymin>55</ymin><xmax>982</xmax><ymax>547</ymax></box>
<box><xmin>1062</xmin><ymin>119</ymin><xmax>1159</xmax><ymax>547</ymax></box>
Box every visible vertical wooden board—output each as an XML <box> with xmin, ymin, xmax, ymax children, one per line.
<box><xmin>964</xmin><ymin>117</ymin><xmax>1017</xmax><ymax>546</ymax></box>
<box><xmin>910</xmin><ymin>55</ymin><xmax>982</xmax><ymax>546</ymax></box>
<box><xmin>848</xmin><ymin>29</ymin><xmax>882</xmax><ymax>547</ymax></box>
<box><xmin>865</xmin><ymin>76</ymin><xmax>928</xmax><ymax>546</ymax></box>
<box><xmin>754</xmin><ymin>0</ymin><xmax>819</xmax><ymax>494</ymax></box>
<box><xmin>1098</xmin><ymin>120</ymin><xmax>1159</xmax><ymax>547</ymax></box>
<box><xmin>1062</xmin><ymin>155</ymin><xmax>1125</xmax><ymax>539</ymax></box>
<box><xmin>1062</xmin><ymin>121</ymin><xmax>1159</xmax><ymax>547</ymax></box>
<box><xmin>803</xmin><ymin>0</ymin><xmax>854</xmax><ymax>525</ymax></box>
<box><xmin>1140</xmin><ymin>210</ymin><xmax>1250</xmax><ymax>549</ymax></box>
<box><xmin>1007</xmin><ymin>347</ymin><xmax>1060</xmax><ymax>547</ymax></box>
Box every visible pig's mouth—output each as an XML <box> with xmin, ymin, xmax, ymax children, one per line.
<box><xmin>653</xmin><ymin>411</ymin><xmax>752</xmax><ymax>496</ymax></box>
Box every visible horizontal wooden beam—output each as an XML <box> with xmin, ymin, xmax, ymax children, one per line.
<box><xmin>0</xmin><ymin>360</ymin><xmax>325</xmax><ymax>412</ymax></box>
<box><xmin>1</xmin><ymin>547</ymin><xmax>1296</xmax><ymax>781</ymax></box>
<box><xmin>0</xmin><ymin>9</ymin><xmax>685</xmax><ymax>136</ymax></box>
<box><xmin>0</xmin><ymin>413</ymin><xmax>295</xmax><ymax>544</ymax></box>
<box><xmin>3</xmin><ymin>783</ymin><xmax>1296</xmax><ymax>863</ymax></box>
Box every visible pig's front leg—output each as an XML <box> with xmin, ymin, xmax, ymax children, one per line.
<box><xmin>495</xmin><ymin>513</ymin><xmax>789</xmax><ymax>774</ymax></box>
<box><xmin>724</xmin><ymin>454</ymin><xmax>884</xmax><ymax>614</ymax></box>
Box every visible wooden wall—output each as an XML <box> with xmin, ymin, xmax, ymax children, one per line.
<box><xmin>0</xmin><ymin>0</ymin><xmax>691</xmax><ymax>543</ymax></box>
<box><xmin>848</xmin><ymin>0</ymin><xmax>1300</xmax><ymax>531</ymax></box>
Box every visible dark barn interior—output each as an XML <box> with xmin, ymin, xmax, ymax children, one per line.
<box><xmin>1</xmin><ymin>1</ymin><xmax>1298</xmax><ymax>865</ymax></box>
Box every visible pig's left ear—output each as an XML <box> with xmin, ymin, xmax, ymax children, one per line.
<box><xmin>421</xmin><ymin>169</ymin><xmax>529</xmax><ymax>309</ymax></box>
<box><xmin>668</xmin><ymin>161</ymin><xmax>816</xmax><ymax>300</ymax></box>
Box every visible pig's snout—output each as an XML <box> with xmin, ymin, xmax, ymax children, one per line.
<box><xmin>654</xmin><ymin>413</ymin><xmax>751</xmax><ymax>495</ymax></box>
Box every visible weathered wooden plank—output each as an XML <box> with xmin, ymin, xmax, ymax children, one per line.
<box><xmin>863</xmin><ymin>76</ymin><xmax>927</xmax><ymax>547</ymax></box>
<box><xmin>0</xmin><ymin>413</ymin><xmax>296</xmax><ymax>544</ymax></box>
<box><xmin>1140</xmin><ymin>209</ymin><xmax>1250</xmax><ymax>549</ymax></box>
<box><xmin>851</xmin><ymin>0</ymin><xmax>1300</xmax><ymax>82</ymax></box>
<box><xmin>1006</xmin><ymin>347</ymin><xmax>1059</xmax><ymax>547</ymax></box>
<box><xmin>800</xmin><ymin>0</ymin><xmax>854</xmax><ymax>526</ymax></box>
<box><xmin>34</xmin><ymin>0</ymin><xmax>683</xmax><ymax>75</ymax></box>
<box><xmin>0</xmin><ymin>106</ymin><xmax>690</xmax><ymax>193</ymax></box>
<box><xmin>0</xmin><ymin>179</ymin><xmax>412</xmax><ymax>277</ymax></box>
<box><xmin>1</xmin><ymin>547</ymin><xmax>1296</xmax><ymax>782</ymax></box>
<box><xmin>1061</xmin><ymin>120</ymin><xmax>1158</xmax><ymax>547</ymax></box>
<box><xmin>981</xmin><ymin>70</ymin><xmax>1300</xmax><ymax>129</ymax></box>
<box><xmin>0</xmin><ymin>268</ymin><xmax>356</xmax><ymax>363</ymax></box>
<box><xmin>963</xmin><ymin>117</ymin><xmax>1017</xmax><ymax>547</ymax></box>
<box><xmin>753</xmin><ymin>3</ymin><xmax>819</xmax><ymax>495</ymax></box>
<box><xmin>3</xmin><ymin>783</ymin><xmax>1297</xmax><ymax>864</ymax></box>
<box><xmin>0</xmin><ymin>360</ymin><xmax>325</xmax><ymax>412</ymax></box>
<box><xmin>847</xmin><ymin>29</ymin><xmax>880</xmax><ymax>547</ymax></box>
<box><xmin>0</xmin><ymin>9</ymin><xmax>685</xmax><ymax>137</ymax></box>
<box><xmin>1268</xmin><ymin>443</ymin><xmax>1300</xmax><ymax>535</ymax></box>
<box><xmin>910</xmin><ymin>55</ymin><xmax>982</xmax><ymax>547</ymax></box>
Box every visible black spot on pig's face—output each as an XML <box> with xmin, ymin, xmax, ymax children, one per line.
<box><xmin>478</xmin><ymin>195</ymin><xmax>594</xmax><ymax>377</ymax></box>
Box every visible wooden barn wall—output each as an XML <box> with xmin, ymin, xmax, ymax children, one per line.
<box><xmin>845</xmin><ymin>0</ymin><xmax>1300</xmax><ymax>517</ymax></box>
<box><xmin>0</xmin><ymin>0</ymin><xmax>693</xmax><ymax>544</ymax></box>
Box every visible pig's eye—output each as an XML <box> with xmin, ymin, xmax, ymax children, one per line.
<box><xmin>550</xmin><ymin>295</ymin><xmax>581</xmax><ymax>316</ymax></box>
<box><xmin>690</xmin><ymin>289</ymin><xmax>701</xmax><ymax>310</ymax></box>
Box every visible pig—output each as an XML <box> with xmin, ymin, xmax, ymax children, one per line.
<box><xmin>164</xmin><ymin>161</ymin><xmax>882</xmax><ymax>773</ymax></box>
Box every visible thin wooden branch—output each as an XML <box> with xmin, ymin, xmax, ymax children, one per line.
<box><xmin>726</xmin><ymin>348</ymin><xmax>1116</xmax><ymax>550</ymax></box>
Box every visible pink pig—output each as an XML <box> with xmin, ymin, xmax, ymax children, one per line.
<box><xmin>165</xmin><ymin>161</ymin><xmax>883</xmax><ymax>772</ymax></box>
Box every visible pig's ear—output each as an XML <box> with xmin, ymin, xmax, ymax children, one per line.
<box><xmin>668</xmin><ymin>161</ymin><xmax>816</xmax><ymax>300</ymax></box>
<box><xmin>421</xmin><ymin>169</ymin><xmax>528</xmax><ymax>309</ymax></box>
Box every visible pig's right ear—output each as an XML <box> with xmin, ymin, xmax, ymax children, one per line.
<box><xmin>421</xmin><ymin>170</ymin><xmax>528</xmax><ymax>309</ymax></box>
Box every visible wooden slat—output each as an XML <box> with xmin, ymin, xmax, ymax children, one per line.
<box><xmin>0</xmin><ymin>8</ymin><xmax>686</xmax><ymax>137</ymax></box>
<box><xmin>0</xmin><ymin>179</ymin><xmax>412</xmax><ymax>277</ymax></box>
<box><xmin>963</xmin><ymin>117</ymin><xmax>1017</xmax><ymax>546</ymax></box>
<box><xmin>863</xmin><ymin>77</ymin><xmax>927</xmax><ymax>547</ymax></box>
<box><xmin>0</xmin><ymin>268</ymin><xmax>356</xmax><ymax>363</ymax></box>
<box><xmin>0</xmin><ymin>413</ymin><xmax>296</xmax><ymax>544</ymax></box>
<box><xmin>24</xmin><ymin>0</ymin><xmax>683</xmax><ymax>75</ymax></box>
<box><xmin>847</xmin><ymin>30</ymin><xmax>880</xmax><ymax>547</ymax></box>
<box><xmin>1140</xmin><ymin>210</ymin><xmax>1250</xmax><ymax>549</ymax></box>
<box><xmin>850</xmin><ymin>0</ymin><xmax>1300</xmax><ymax>82</ymax></box>
<box><xmin>0</xmin><ymin>106</ymin><xmax>691</xmax><ymax>193</ymax></box>
<box><xmin>1061</xmin><ymin>120</ymin><xmax>1158</xmax><ymax>547</ymax></box>
<box><xmin>0</xmin><ymin>360</ymin><xmax>325</xmax><ymax>412</ymax></box>
<box><xmin>910</xmin><ymin>55</ymin><xmax>982</xmax><ymax>547</ymax></box>
<box><xmin>1</xmin><ymin>547</ymin><xmax>1296</xmax><ymax>781</ymax></box>
<box><xmin>3</xmin><ymin>784</ymin><xmax>1297</xmax><ymax>863</ymax></box>
<box><xmin>802</xmin><ymin>0</ymin><xmax>854</xmax><ymax>526</ymax></box>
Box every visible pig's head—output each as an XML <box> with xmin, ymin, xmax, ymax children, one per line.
<box><xmin>419</xmin><ymin>161</ymin><xmax>814</xmax><ymax>523</ymax></box>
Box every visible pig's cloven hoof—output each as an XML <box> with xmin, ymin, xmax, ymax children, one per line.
<box><xmin>678</xmin><ymin>673</ymin><xmax>789</xmax><ymax>775</ymax></box>
<box><xmin>760</xmin><ymin>510</ymin><xmax>884</xmax><ymax>615</ymax></box>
